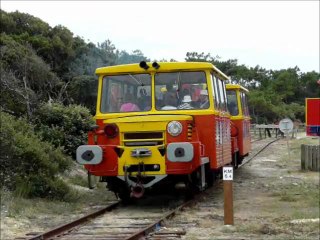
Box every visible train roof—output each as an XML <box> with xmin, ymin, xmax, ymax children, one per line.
<box><xmin>96</xmin><ymin>62</ymin><xmax>230</xmax><ymax>81</ymax></box>
<box><xmin>226</xmin><ymin>83</ymin><xmax>249</xmax><ymax>93</ymax></box>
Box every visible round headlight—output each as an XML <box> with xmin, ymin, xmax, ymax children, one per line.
<box><xmin>167</xmin><ymin>121</ymin><xmax>183</xmax><ymax>137</ymax></box>
<box><xmin>104</xmin><ymin>124</ymin><xmax>119</xmax><ymax>138</ymax></box>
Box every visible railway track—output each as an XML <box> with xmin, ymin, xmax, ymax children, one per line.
<box><xmin>19</xmin><ymin>138</ymin><xmax>279</xmax><ymax>240</ymax></box>
<box><xmin>242</xmin><ymin>137</ymin><xmax>280</xmax><ymax>166</ymax></box>
<box><xmin>22</xmin><ymin>196</ymin><xmax>192</xmax><ymax>240</ymax></box>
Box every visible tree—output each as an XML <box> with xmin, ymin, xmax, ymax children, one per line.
<box><xmin>32</xmin><ymin>103</ymin><xmax>94</xmax><ymax>158</ymax></box>
<box><xmin>299</xmin><ymin>71</ymin><xmax>320</xmax><ymax>100</ymax></box>
<box><xmin>117</xmin><ymin>49</ymin><xmax>149</xmax><ymax>64</ymax></box>
<box><xmin>67</xmin><ymin>75</ymin><xmax>98</xmax><ymax>113</ymax></box>
<box><xmin>185</xmin><ymin>52</ymin><xmax>213</xmax><ymax>62</ymax></box>
<box><xmin>0</xmin><ymin>34</ymin><xmax>61</xmax><ymax>118</ymax></box>
<box><xmin>0</xmin><ymin>111</ymin><xmax>72</xmax><ymax>199</ymax></box>
<box><xmin>98</xmin><ymin>39</ymin><xmax>119</xmax><ymax>66</ymax></box>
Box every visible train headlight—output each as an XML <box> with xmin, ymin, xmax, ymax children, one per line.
<box><xmin>167</xmin><ymin>121</ymin><xmax>182</xmax><ymax>137</ymax></box>
<box><xmin>104</xmin><ymin>124</ymin><xmax>119</xmax><ymax>138</ymax></box>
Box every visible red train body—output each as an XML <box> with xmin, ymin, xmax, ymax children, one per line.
<box><xmin>226</xmin><ymin>84</ymin><xmax>251</xmax><ymax>167</ymax></box>
<box><xmin>76</xmin><ymin>62</ymin><xmax>251</xmax><ymax>200</ymax></box>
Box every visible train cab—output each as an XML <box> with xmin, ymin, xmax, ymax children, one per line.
<box><xmin>226</xmin><ymin>84</ymin><xmax>251</xmax><ymax>167</ymax></box>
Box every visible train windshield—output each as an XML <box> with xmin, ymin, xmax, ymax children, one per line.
<box><xmin>155</xmin><ymin>71</ymin><xmax>209</xmax><ymax>110</ymax></box>
<box><xmin>100</xmin><ymin>74</ymin><xmax>151</xmax><ymax>113</ymax></box>
<box><xmin>226</xmin><ymin>90</ymin><xmax>239</xmax><ymax>116</ymax></box>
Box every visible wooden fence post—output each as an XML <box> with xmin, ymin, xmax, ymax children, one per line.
<box><xmin>301</xmin><ymin>144</ymin><xmax>306</xmax><ymax>170</ymax></box>
<box><xmin>308</xmin><ymin>145</ymin><xmax>313</xmax><ymax>170</ymax></box>
<box><xmin>301</xmin><ymin>144</ymin><xmax>320</xmax><ymax>171</ymax></box>
<box><xmin>259</xmin><ymin>129</ymin><xmax>262</xmax><ymax>139</ymax></box>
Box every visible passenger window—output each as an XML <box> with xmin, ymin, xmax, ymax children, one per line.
<box><xmin>217</xmin><ymin>77</ymin><xmax>226</xmax><ymax>111</ymax></box>
<box><xmin>226</xmin><ymin>90</ymin><xmax>239</xmax><ymax>116</ymax></box>
<box><xmin>210</xmin><ymin>74</ymin><xmax>218</xmax><ymax>109</ymax></box>
<box><xmin>154</xmin><ymin>71</ymin><xmax>208</xmax><ymax>110</ymax></box>
<box><xmin>221</xmin><ymin>80</ymin><xmax>228</xmax><ymax>112</ymax></box>
<box><xmin>101</xmin><ymin>74</ymin><xmax>151</xmax><ymax>113</ymax></box>
<box><xmin>240</xmin><ymin>92</ymin><xmax>249</xmax><ymax>116</ymax></box>
<box><xmin>213</xmin><ymin>75</ymin><xmax>221</xmax><ymax>110</ymax></box>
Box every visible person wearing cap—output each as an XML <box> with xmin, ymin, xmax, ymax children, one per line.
<box><xmin>178</xmin><ymin>95</ymin><xmax>194</xmax><ymax>109</ymax></box>
<box><xmin>199</xmin><ymin>89</ymin><xmax>209</xmax><ymax>109</ymax></box>
<box><xmin>161</xmin><ymin>92</ymin><xmax>178</xmax><ymax>110</ymax></box>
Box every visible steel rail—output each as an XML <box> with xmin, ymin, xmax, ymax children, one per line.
<box><xmin>124</xmin><ymin>138</ymin><xmax>281</xmax><ymax>240</ymax></box>
<box><xmin>241</xmin><ymin>138</ymin><xmax>281</xmax><ymax>167</ymax></box>
<box><xmin>25</xmin><ymin>139</ymin><xmax>280</xmax><ymax>240</ymax></box>
<box><xmin>28</xmin><ymin>201</ymin><xmax>121</xmax><ymax>240</ymax></box>
<box><xmin>124</xmin><ymin>198</ymin><xmax>196</xmax><ymax>240</ymax></box>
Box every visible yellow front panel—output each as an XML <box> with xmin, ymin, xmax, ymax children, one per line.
<box><xmin>118</xmin><ymin>146</ymin><xmax>166</xmax><ymax>176</ymax></box>
<box><xmin>111</xmin><ymin>120</ymin><xmax>169</xmax><ymax>176</ymax></box>
<box><xmin>117</xmin><ymin>121</ymin><xmax>167</xmax><ymax>132</ymax></box>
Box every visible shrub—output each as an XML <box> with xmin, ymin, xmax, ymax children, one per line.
<box><xmin>32</xmin><ymin>102</ymin><xmax>94</xmax><ymax>158</ymax></box>
<box><xmin>0</xmin><ymin>111</ymin><xmax>72</xmax><ymax>199</ymax></box>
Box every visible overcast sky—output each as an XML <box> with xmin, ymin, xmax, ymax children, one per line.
<box><xmin>2</xmin><ymin>1</ymin><xmax>319</xmax><ymax>72</ymax></box>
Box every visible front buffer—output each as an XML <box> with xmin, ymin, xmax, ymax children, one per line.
<box><xmin>77</xmin><ymin>115</ymin><xmax>209</xmax><ymax>200</ymax></box>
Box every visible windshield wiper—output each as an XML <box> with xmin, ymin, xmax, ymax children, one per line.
<box><xmin>129</xmin><ymin>74</ymin><xmax>143</xmax><ymax>86</ymax></box>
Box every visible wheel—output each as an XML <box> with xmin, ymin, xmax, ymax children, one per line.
<box><xmin>232</xmin><ymin>152</ymin><xmax>239</xmax><ymax>169</ymax></box>
<box><xmin>118</xmin><ymin>190</ymin><xmax>132</xmax><ymax>204</ymax></box>
<box><xmin>205</xmin><ymin>165</ymin><xmax>217</xmax><ymax>187</ymax></box>
<box><xmin>88</xmin><ymin>171</ymin><xmax>97</xmax><ymax>189</ymax></box>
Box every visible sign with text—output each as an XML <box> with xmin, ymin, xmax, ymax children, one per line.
<box><xmin>223</xmin><ymin>167</ymin><xmax>233</xmax><ymax>181</ymax></box>
<box><xmin>279</xmin><ymin>118</ymin><xmax>294</xmax><ymax>134</ymax></box>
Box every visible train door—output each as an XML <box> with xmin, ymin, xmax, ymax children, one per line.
<box><xmin>217</xmin><ymin>77</ymin><xmax>231</xmax><ymax>166</ymax></box>
<box><xmin>211</xmin><ymin>74</ymin><xmax>231</xmax><ymax>169</ymax></box>
<box><xmin>240</xmin><ymin>91</ymin><xmax>251</xmax><ymax>155</ymax></box>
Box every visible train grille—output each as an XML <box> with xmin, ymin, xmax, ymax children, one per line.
<box><xmin>187</xmin><ymin>123</ymin><xmax>193</xmax><ymax>140</ymax></box>
<box><xmin>122</xmin><ymin>132</ymin><xmax>164</xmax><ymax>146</ymax></box>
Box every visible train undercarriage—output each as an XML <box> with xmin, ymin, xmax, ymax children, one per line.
<box><xmin>98</xmin><ymin>163</ymin><xmax>222</xmax><ymax>202</ymax></box>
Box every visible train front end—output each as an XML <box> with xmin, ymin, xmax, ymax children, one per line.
<box><xmin>76</xmin><ymin>62</ymin><xmax>230</xmax><ymax>200</ymax></box>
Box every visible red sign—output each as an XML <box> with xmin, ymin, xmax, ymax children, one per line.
<box><xmin>306</xmin><ymin>98</ymin><xmax>320</xmax><ymax>136</ymax></box>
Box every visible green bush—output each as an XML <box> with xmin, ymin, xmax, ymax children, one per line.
<box><xmin>0</xmin><ymin>111</ymin><xmax>72</xmax><ymax>199</ymax></box>
<box><xmin>32</xmin><ymin>102</ymin><xmax>94</xmax><ymax>158</ymax></box>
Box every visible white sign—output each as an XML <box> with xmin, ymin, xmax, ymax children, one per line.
<box><xmin>223</xmin><ymin>167</ymin><xmax>233</xmax><ymax>180</ymax></box>
<box><xmin>279</xmin><ymin>118</ymin><xmax>294</xmax><ymax>134</ymax></box>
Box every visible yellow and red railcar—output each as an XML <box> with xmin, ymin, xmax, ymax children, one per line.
<box><xmin>77</xmin><ymin>62</ymin><xmax>238</xmax><ymax>200</ymax></box>
<box><xmin>226</xmin><ymin>84</ymin><xmax>251</xmax><ymax>167</ymax></box>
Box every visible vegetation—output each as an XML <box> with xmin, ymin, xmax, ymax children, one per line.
<box><xmin>185</xmin><ymin>52</ymin><xmax>319</xmax><ymax>123</ymax></box>
<box><xmin>0</xmin><ymin>10</ymin><xmax>319</xmax><ymax>200</ymax></box>
<box><xmin>32</xmin><ymin>102</ymin><xmax>94</xmax><ymax>158</ymax></box>
<box><xmin>0</xmin><ymin>111</ymin><xmax>72</xmax><ymax>199</ymax></box>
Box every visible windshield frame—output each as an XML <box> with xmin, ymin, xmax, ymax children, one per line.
<box><xmin>99</xmin><ymin>70</ymin><xmax>212</xmax><ymax>114</ymax></box>
<box><xmin>100</xmin><ymin>73</ymin><xmax>152</xmax><ymax>113</ymax></box>
<box><xmin>154</xmin><ymin>70</ymin><xmax>210</xmax><ymax>111</ymax></box>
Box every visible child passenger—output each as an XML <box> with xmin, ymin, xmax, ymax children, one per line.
<box><xmin>120</xmin><ymin>93</ymin><xmax>140</xmax><ymax>112</ymax></box>
<box><xmin>161</xmin><ymin>92</ymin><xmax>178</xmax><ymax>110</ymax></box>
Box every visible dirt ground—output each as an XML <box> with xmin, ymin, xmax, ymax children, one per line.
<box><xmin>173</xmin><ymin>133</ymin><xmax>319</xmax><ymax>239</ymax></box>
<box><xmin>1</xmin><ymin>133</ymin><xmax>319</xmax><ymax>240</ymax></box>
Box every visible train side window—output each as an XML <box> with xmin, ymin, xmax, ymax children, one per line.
<box><xmin>246</xmin><ymin>96</ymin><xmax>249</xmax><ymax>116</ymax></box>
<box><xmin>212</xmin><ymin>74</ymin><xmax>221</xmax><ymax>110</ymax></box>
<box><xmin>245</xmin><ymin>93</ymin><xmax>249</xmax><ymax>116</ymax></box>
<box><xmin>217</xmin><ymin>77</ymin><xmax>226</xmax><ymax>111</ymax></box>
<box><xmin>240</xmin><ymin>92</ymin><xmax>244</xmax><ymax>115</ymax></box>
<box><xmin>243</xmin><ymin>93</ymin><xmax>249</xmax><ymax>116</ymax></box>
<box><xmin>226</xmin><ymin>90</ymin><xmax>239</xmax><ymax>116</ymax></box>
<box><xmin>240</xmin><ymin>92</ymin><xmax>249</xmax><ymax>116</ymax></box>
<box><xmin>210</xmin><ymin>74</ymin><xmax>218</xmax><ymax>109</ymax></box>
<box><xmin>221</xmin><ymin>80</ymin><xmax>228</xmax><ymax>112</ymax></box>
